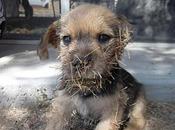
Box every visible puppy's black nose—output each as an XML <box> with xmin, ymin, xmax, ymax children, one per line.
<box><xmin>72</xmin><ymin>54</ymin><xmax>92</xmax><ymax>67</ymax></box>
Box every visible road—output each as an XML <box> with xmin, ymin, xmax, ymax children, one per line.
<box><xmin>0</xmin><ymin>40</ymin><xmax>42</xmax><ymax>57</ymax></box>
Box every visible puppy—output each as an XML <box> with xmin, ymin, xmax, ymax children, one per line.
<box><xmin>45</xmin><ymin>4</ymin><xmax>146</xmax><ymax>130</ymax></box>
<box><xmin>37</xmin><ymin>20</ymin><xmax>60</xmax><ymax>60</ymax></box>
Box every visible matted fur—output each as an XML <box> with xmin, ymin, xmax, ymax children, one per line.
<box><xmin>45</xmin><ymin>4</ymin><xmax>146</xmax><ymax>130</ymax></box>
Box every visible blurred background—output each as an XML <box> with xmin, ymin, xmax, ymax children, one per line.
<box><xmin>0</xmin><ymin>0</ymin><xmax>175</xmax><ymax>41</ymax></box>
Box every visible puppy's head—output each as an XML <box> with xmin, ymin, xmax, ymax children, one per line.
<box><xmin>59</xmin><ymin>4</ymin><xmax>132</xmax><ymax>80</ymax></box>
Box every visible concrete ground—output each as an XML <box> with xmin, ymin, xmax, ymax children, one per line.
<box><xmin>122</xmin><ymin>42</ymin><xmax>175</xmax><ymax>101</ymax></box>
<box><xmin>0</xmin><ymin>40</ymin><xmax>175</xmax><ymax>130</ymax></box>
<box><xmin>0</xmin><ymin>40</ymin><xmax>59</xmax><ymax>108</ymax></box>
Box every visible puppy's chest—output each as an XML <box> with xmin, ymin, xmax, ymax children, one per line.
<box><xmin>65</xmin><ymin>96</ymin><xmax>112</xmax><ymax>130</ymax></box>
<box><xmin>66</xmin><ymin>109</ymin><xmax>99</xmax><ymax>130</ymax></box>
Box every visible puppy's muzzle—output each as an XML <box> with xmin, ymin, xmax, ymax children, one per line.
<box><xmin>72</xmin><ymin>54</ymin><xmax>93</xmax><ymax>69</ymax></box>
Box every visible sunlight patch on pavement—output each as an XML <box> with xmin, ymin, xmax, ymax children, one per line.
<box><xmin>0</xmin><ymin>63</ymin><xmax>59</xmax><ymax>79</ymax></box>
<box><xmin>0</xmin><ymin>51</ymin><xmax>59</xmax><ymax>107</ymax></box>
<box><xmin>0</xmin><ymin>56</ymin><xmax>14</xmax><ymax>66</ymax></box>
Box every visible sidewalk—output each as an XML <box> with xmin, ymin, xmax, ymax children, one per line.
<box><xmin>0</xmin><ymin>41</ymin><xmax>175</xmax><ymax>108</ymax></box>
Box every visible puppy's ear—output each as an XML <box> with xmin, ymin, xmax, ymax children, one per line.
<box><xmin>114</xmin><ymin>15</ymin><xmax>133</xmax><ymax>59</ymax></box>
<box><xmin>37</xmin><ymin>20</ymin><xmax>61</xmax><ymax>60</ymax></box>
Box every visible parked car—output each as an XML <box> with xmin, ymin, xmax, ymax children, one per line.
<box><xmin>28</xmin><ymin>0</ymin><xmax>50</xmax><ymax>8</ymax></box>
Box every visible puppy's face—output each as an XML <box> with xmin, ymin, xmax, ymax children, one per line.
<box><xmin>59</xmin><ymin>5</ymin><xmax>131</xmax><ymax>80</ymax></box>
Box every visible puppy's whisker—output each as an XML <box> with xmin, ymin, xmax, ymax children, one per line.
<box><xmin>92</xmin><ymin>70</ymin><xmax>98</xmax><ymax>78</ymax></box>
<box><xmin>97</xmin><ymin>72</ymin><xmax>102</xmax><ymax>79</ymax></box>
<box><xmin>99</xmin><ymin>79</ymin><xmax>102</xmax><ymax>88</ymax></box>
<box><xmin>115</xmin><ymin>45</ymin><xmax>125</xmax><ymax>49</ymax></box>
<box><xmin>104</xmin><ymin>44</ymin><xmax>113</xmax><ymax>53</ymax></box>
<box><xmin>118</xmin><ymin>60</ymin><xmax>127</xmax><ymax>67</ymax></box>
<box><xmin>75</xmin><ymin>79</ymin><xmax>82</xmax><ymax>90</ymax></box>
<box><xmin>111</xmin><ymin>66</ymin><xmax>120</xmax><ymax>69</ymax></box>
<box><xmin>71</xmin><ymin>89</ymin><xmax>80</xmax><ymax>97</ymax></box>
<box><xmin>69</xmin><ymin>63</ymin><xmax>74</xmax><ymax>81</ymax></box>
<box><xmin>57</xmin><ymin>55</ymin><xmax>61</xmax><ymax>60</ymax></box>
<box><xmin>112</xmin><ymin>61</ymin><xmax>119</xmax><ymax>65</ymax></box>
<box><xmin>107</xmin><ymin>71</ymin><xmax>115</xmax><ymax>80</ymax></box>
<box><xmin>83</xmin><ymin>66</ymin><xmax>88</xmax><ymax>74</ymax></box>
<box><xmin>92</xmin><ymin>70</ymin><xmax>96</xmax><ymax>78</ymax></box>
<box><xmin>113</xmin><ymin>113</ymin><xmax>121</xmax><ymax>129</ymax></box>
<box><xmin>87</xmin><ymin>88</ymin><xmax>97</xmax><ymax>98</ymax></box>
<box><xmin>115</xmin><ymin>53</ymin><xmax>119</xmax><ymax>61</ymax></box>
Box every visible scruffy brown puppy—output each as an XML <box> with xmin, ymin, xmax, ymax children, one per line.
<box><xmin>46</xmin><ymin>4</ymin><xmax>146</xmax><ymax>130</ymax></box>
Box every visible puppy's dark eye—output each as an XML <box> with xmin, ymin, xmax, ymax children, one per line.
<box><xmin>63</xmin><ymin>35</ymin><xmax>71</xmax><ymax>45</ymax></box>
<box><xmin>98</xmin><ymin>34</ymin><xmax>111</xmax><ymax>44</ymax></box>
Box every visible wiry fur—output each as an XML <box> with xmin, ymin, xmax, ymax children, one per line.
<box><xmin>45</xmin><ymin>4</ymin><xmax>146</xmax><ymax>130</ymax></box>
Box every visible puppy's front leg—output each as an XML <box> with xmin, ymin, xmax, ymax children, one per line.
<box><xmin>125</xmin><ymin>94</ymin><xmax>146</xmax><ymax>130</ymax></box>
<box><xmin>95</xmin><ymin>118</ymin><xmax>116</xmax><ymax>130</ymax></box>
